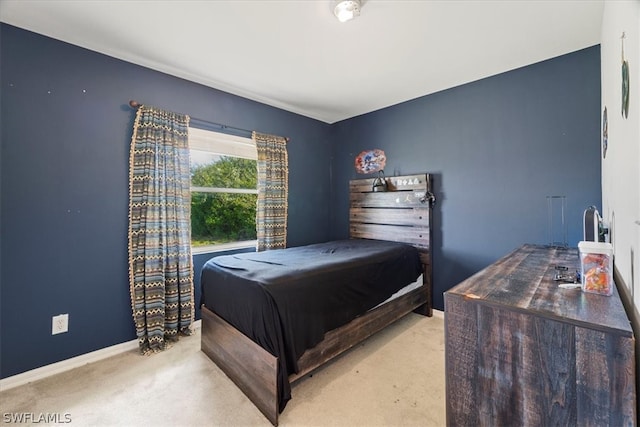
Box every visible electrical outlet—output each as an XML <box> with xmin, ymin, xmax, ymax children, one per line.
<box><xmin>52</xmin><ymin>314</ymin><xmax>69</xmax><ymax>335</ymax></box>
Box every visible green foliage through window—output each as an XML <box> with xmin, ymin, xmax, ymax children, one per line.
<box><xmin>190</xmin><ymin>156</ymin><xmax>257</xmax><ymax>247</ymax></box>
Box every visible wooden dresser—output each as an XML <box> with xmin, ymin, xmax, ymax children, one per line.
<box><xmin>444</xmin><ymin>244</ymin><xmax>636</xmax><ymax>426</ymax></box>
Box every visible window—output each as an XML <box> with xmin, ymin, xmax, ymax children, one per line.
<box><xmin>189</xmin><ymin>127</ymin><xmax>257</xmax><ymax>253</ymax></box>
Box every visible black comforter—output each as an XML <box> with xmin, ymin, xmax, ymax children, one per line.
<box><xmin>200</xmin><ymin>239</ymin><xmax>422</xmax><ymax>411</ymax></box>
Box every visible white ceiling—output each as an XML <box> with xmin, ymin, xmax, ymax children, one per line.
<box><xmin>0</xmin><ymin>0</ymin><xmax>604</xmax><ymax>124</ymax></box>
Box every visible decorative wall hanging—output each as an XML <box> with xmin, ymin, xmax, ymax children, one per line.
<box><xmin>602</xmin><ymin>106</ymin><xmax>608</xmax><ymax>159</ymax></box>
<box><xmin>621</xmin><ymin>32</ymin><xmax>630</xmax><ymax>119</ymax></box>
<box><xmin>355</xmin><ymin>149</ymin><xmax>386</xmax><ymax>174</ymax></box>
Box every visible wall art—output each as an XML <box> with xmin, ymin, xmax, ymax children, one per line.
<box><xmin>602</xmin><ymin>106</ymin><xmax>608</xmax><ymax>159</ymax></box>
<box><xmin>355</xmin><ymin>149</ymin><xmax>386</xmax><ymax>174</ymax></box>
<box><xmin>621</xmin><ymin>32</ymin><xmax>630</xmax><ymax>119</ymax></box>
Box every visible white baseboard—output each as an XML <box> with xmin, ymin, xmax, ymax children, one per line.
<box><xmin>0</xmin><ymin>339</ymin><xmax>139</xmax><ymax>392</ymax></box>
<box><xmin>431</xmin><ymin>308</ymin><xmax>445</xmax><ymax>319</ymax></box>
<box><xmin>0</xmin><ymin>319</ymin><xmax>202</xmax><ymax>392</ymax></box>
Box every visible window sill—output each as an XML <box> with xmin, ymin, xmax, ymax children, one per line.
<box><xmin>191</xmin><ymin>240</ymin><xmax>257</xmax><ymax>255</ymax></box>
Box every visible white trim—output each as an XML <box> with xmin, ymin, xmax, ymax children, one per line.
<box><xmin>431</xmin><ymin>309</ymin><xmax>445</xmax><ymax>319</ymax></box>
<box><xmin>189</xmin><ymin>127</ymin><xmax>256</xmax><ymax>160</ymax></box>
<box><xmin>0</xmin><ymin>320</ymin><xmax>202</xmax><ymax>392</ymax></box>
<box><xmin>191</xmin><ymin>186</ymin><xmax>257</xmax><ymax>194</ymax></box>
<box><xmin>0</xmin><ymin>340</ymin><xmax>138</xmax><ymax>392</ymax></box>
<box><xmin>192</xmin><ymin>240</ymin><xmax>256</xmax><ymax>255</ymax></box>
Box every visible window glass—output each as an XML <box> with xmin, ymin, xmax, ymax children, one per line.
<box><xmin>189</xmin><ymin>128</ymin><xmax>257</xmax><ymax>250</ymax></box>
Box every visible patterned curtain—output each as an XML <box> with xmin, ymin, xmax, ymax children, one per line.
<box><xmin>128</xmin><ymin>105</ymin><xmax>194</xmax><ymax>354</ymax></box>
<box><xmin>253</xmin><ymin>131</ymin><xmax>289</xmax><ymax>251</ymax></box>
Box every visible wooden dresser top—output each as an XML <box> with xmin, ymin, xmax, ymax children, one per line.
<box><xmin>445</xmin><ymin>244</ymin><xmax>633</xmax><ymax>337</ymax></box>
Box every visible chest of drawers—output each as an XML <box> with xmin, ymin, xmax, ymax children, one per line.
<box><xmin>444</xmin><ymin>244</ymin><xmax>636</xmax><ymax>425</ymax></box>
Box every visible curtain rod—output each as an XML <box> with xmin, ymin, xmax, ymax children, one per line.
<box><xmin>128</xmin><ymin>100</ymin><xmax>290</xmax><ymax>142</ymax></box>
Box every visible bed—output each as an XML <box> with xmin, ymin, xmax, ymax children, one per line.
<box><xmin>200</xmin><ymin>173</ymin><xmax>434</xmax><ymax>425</ymax></box>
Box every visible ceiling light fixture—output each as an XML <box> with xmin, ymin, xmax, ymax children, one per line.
<box><xmin>333</xmin><ymin>0</ymin><xmax>361</xmax><ymax>23</ymax></box>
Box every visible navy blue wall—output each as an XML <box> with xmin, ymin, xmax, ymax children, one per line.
<box><xmin>0</xmin><ymin>24</ymin><xmax>332</xmax><ymax>378</ymax></box>
<box><xmin>330</xmin><ymin>46</ymin><xmax>602</xmax><ymax>311</ymax></box>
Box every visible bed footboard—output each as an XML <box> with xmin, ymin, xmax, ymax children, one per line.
<box><xmin>201</xmin><ymin>307</ymin><xmax>279</xmax><ymax>425</ymax></box>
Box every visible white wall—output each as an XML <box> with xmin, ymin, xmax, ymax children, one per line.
<box><xmin>601</xmin><ymin>0</ymin><xmax>640</xmax><ymax>311</ymax></box>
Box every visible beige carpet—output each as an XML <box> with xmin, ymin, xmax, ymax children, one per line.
<box><xmin>0</xmin><ymin>313</ymin><xmax>445</xmax><ymax>427</ymax></box>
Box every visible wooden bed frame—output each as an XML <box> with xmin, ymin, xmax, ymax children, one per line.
<box><xmin>200</xmin><ymin>173</ymin><xmax>434</xmax><ymax>425</ymax></box>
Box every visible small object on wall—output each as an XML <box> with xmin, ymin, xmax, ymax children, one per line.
<box><xmin>355</xmin><ymin>149</ymin><xmax>386</xmax><ymax>174</ymax></box>
<box><xmin>546</xmin><ymin>195</ymin><xmax>567</xmax><ymax>248</ymax></box>
<box><xmin>621</xmin><ymin>32</ymin><xmax>630</xmax><ymax>119</ymax></box>
<box><xmin>602</xmin><ymin>106</ymin><xmax>608</xmax><ymax>158</ymax></box>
